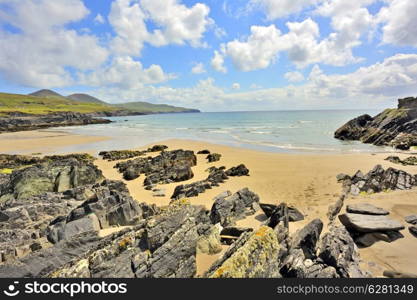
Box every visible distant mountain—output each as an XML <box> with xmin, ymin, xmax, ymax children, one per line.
<box><xmin>114</xmin><ymin>101</ymin><xmax>200</xmax><ymax>114</ymax></box>
<box><xmin>28</xmin><ymin>89</ymin><xmax>66</xmax><ymax>99</ymax></box>
<box><xmin>67</xmin><ymin>93</ymin><xmax>107</xmax><ymax>105</ymax></box>
<box><xmin>0</xmin><ymin>90</ymin><xmax>200</xmax><ymax>116</ymax></box>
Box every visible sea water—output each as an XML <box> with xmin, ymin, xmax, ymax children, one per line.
<box><xmin>54</xmin><ymin>110</ymin><xmax>394</xmax><ymax>153</ymax></box>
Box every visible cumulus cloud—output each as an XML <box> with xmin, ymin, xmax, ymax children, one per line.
<box><xmin>232</xmin><ymin>83</ymin><xmax>240</xmax><ymax>90</ymax></box>
<box><xmin>378</xmin><ymin>0</ymin><xmax>417</xmax><ymax>47</ymax></box>
<box><xmin>94</xmin><ymin>14</ymin><xmax>105</xmax><ymax>24</ymax></box>
<box><xmin>285</xmin><ymin>71</ymin><xmax>305</xmax><ymax>83</ymax></box>
<box><xmin>0</xmin><ymin>0</ymin><xmax>108</xmax><ymax>87</ymax></box>
<box><xmin>109</xmin><ymin>0</ymin><xmax>212</xmax><ymax>56</ymax></box>
<box><xmin>211</xmin><ymin>50</ymin><xmax>227</xmax><ymax>73</ymax></box>
<box><xmin>79</xmin><ymin>56</ymin><xmax>174</xmax><ymax>89</ymax></box>
<box><xmin>191</xmin><ymin>62</ymin><xmax>206</xmax><ymax>74</ymax></box>
<box><xmin>248</xmin><ymin>0</ymin><xmax>322</xmax><ymax>20</ymax></box>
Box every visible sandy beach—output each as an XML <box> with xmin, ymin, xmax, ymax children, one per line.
<box><xmin>1</xmin><ymin>130</ymin><xmax>417</xmax><ymax>277</ymax></box>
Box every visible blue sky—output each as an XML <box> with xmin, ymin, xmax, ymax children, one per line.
<box><xmin>0</xmin><ymin>0</ymin><xmax>417</xmax><ymax>111</ymax></box>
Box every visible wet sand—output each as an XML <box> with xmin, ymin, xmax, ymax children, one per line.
<box><xmin>1</xmin><ymin>131</ymin><xmax>417</xmax><ymax>277</ymax></box>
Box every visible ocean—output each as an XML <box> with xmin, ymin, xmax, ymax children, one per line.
<box><xmin>54</xmin><ymin>110</ymin><xmax>393</xmax><ymax>154</ymax></box>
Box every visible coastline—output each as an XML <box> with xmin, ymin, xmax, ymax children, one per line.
<box><xmin>1</xmin><ymin>130</ymin><xmax>417</xmax><ymax>276</ymax></box>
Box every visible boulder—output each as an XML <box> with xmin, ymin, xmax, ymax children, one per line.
<box><xmin>346</xmin><ymin>203</ymin><xmax>389</xmax><ymax>215</ymax></box>
<box><xmin>197</xmin><ymin>150</ymin><xmax>210</xmax><ymax>154</ymax></box>
<box><xmin>225</xmin><ymin>164</ymin><xmax>249</xmax><ymax>176</ymax></box>
<box><xmin>409</xmin><ymin>226</ymin><xmax>417</xmax><ymax>237</ymax></box>
<box><xmin>206</xmin><ymin>153</ymin><xmax>221</xmax><ymax>163</ymax></box>
<box><xmin>209</xmin><ymin>188</ymin><xmax>260</xmax><ymax>226</ymax></box>
<box><xmin>289</xmin><ymin>219</ymin><xmax>323</xmax><ymax>259</ymax></box>
<box><xmin>405</xmin><ymin>215</ymin><xmax>417</xmax><ymax>225</ymax></box>
<box><xmin>204</xmin><ymin>226</ymin><xmax>281</xmax><ymax>278</ymax></box>
<box><xmin>260</xmin><ymin>203</ymin><xmax>304</xmax><ymax>228</ymax></box>
<box><xmin>339</xmin><ymin>213</ymin><xmax>405</xmax><ymax>233</ymax></box>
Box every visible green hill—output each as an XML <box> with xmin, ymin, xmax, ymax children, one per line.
<box><xmin>0</xmin><ymin>90</ymin><xmax>200</xmax><ymax>116</ymax></box>
<box><xmin>0</xmin><ymin>92</ymin><xmax>117</xmax><ymax>116</ymax></box>
<box><xmin>114</xmin><ymin>101</ymin><xmax>200</xmax><ymax>114</ymax></box>
<box><xmin>67</xmin><ymin>93</ymin><xmax>107</xmax><ymax>105</ymax></box>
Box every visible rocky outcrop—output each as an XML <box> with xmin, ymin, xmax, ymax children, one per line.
<box><xmin>205</xmin><ymin>226</ymin><xmax>281</xmax><ymax>278</ymax></box>
<box><xmin>334</xmin><ymin>97</ymin><xmax>417</xmax><ymax>150</ymax></box>
<box><xmin>260</xmin><ymin>203</ymin><xmax>304</xmax><ymax>228</ymax></box>
<box><xmin>0</xmin><ymin>112</ymin><xmax>111</xmax><ymax>133</ymax></box>
<box><xmin>115</xmin><ymin>149</ymin><xmax>196</xmax><ymax>187</ymax></box>
<box><xmin>171</xmin><ymin>165</ymin><xmax>250</xmax><ymax>200</ymax></box>
<box><xmin>207</xmin><ymin>153</ymin><xmax>221</xmax><ymax>163</ymax></box>
<box><xmin>338</xmin><ymin>165</ymin><xmax>417</xmax><ymax>195</ymax></box>
<box><xmin>98</xmin><ymin>150</ymin><xmax>146</xmax><ymax>161</ymax></box>
<box><xmin>346</xmin><ymin>203</ymin><xmax>389</xmax><ymax>215</ymax></box>
<box><xmin>385</xmin><ymin>156</ymin><xmax>417</xmax><ymax>166</ymax></box>
<box><xmin>209</xmin><ymin>188</ymin><xmax>260</xmax><ymax>226</ymax></box>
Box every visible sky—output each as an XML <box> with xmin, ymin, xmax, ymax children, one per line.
<box><xmin>0</xmin><ymin>0</ymin><xmax>417</xmax><ymax>112</ymax></box>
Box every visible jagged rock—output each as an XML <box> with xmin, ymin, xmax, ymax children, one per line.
<box><xmin>342</xmin><ymin>165</ymin><xmax>417</xmax><ymax>195</ymax></box>
<box><xmin>204</xmin><ymin>226</ymin><xmax>281</xmax><ymax>278</ymax></box>
<box><xmin>147</xmin><ymin>145</ymin><xmax>168</xmax><ymax>152</ymax></box>
<box><xmin>206</xmin><ymin>153</ymin><xmax>221</xmax><ymax>163</ymax></box>
<box><xmin>289</xmin><ymin>219</ymin><xmax>323</xmax><ymax>259</ymax></box>
<box><xmin>318</xmin><ymin>226</ymin><xmax>365</xmax><ymax>278</ymax></box>
<box><xmin>385</xmin><ymin>156</ymin><xmax>417</xmax><ymax>166</ymax></box>
<box><xmin>197</xmin><ymin>150</ymin><xmax>210</xmax><ymax>154</ymax></box>
<box><xmin>197</xmin><ymin>224</ymin><xmax>222</xmax><ymax>254</ymax></box>
<box><xmin>260</xmin><ymin>203</ymin><xmax>304</xmax><ymax>227</ymax></box>
<box><xmin>1</xmin><ymin>155</ymin><xmax>103</xmax><ymax>200</ymax></box>
<box><xmin>339</xmin><ymin>213</ymin><xmax>405</xmax><ymax>233</ymax></box>
<box><xmin>346</xmin><ymin>203</ymin><xmax>389</xmax><ymax>215</ymax></box>
<box><xmin>354</xmin><ymin>231</ymin><xmax>404</xmax><ymax>247</ymax></box>
<box><xmin>209</xmin><ymin>188</ymin><xmax>260</xmax><ymax>226</ymax></box>
<box><xmin>0</xmin><ymin>112</ymin><xmax>111</xmax><ymax>134</ymax></box>
<box><xmin>46</xmin><ymin>180</ymin><xmax>157</xmax><ymax>244</ymax></box>
<box><xmin>409</xmin><ymin>226</ymin><xmax>417</xmax><ymax>237</ymax></box>
<box><xmin>171</xmin><ymin>165</ymin><xmax>250</xmax><ymax>200</ymax></box>
<box><xmin>98</xmin><ymin>150</ymin><xmax>145</xmax><ymax>161</ymax></box>
<box><xmin>334</xmin><ymin>98</ymin><xmax>417</xmax><ymax>149</ymax></box>
<box><xmin>225</xmin><ymin>164</ymin><xmax>249</xmax><ymax>176</ymax></box>
<box><xmin>405</xmin><ymin>215</ymin><xmax>417</xmax><ymax>225</ymax></box>
<box><xmin>115</xmin><ymin>150</ymin><xmax>196</xmax><ymax>188</ymax></box>
<box><xmin>280</xmin><ymin>248</ymin><xmax>339</xmax><ymax>278</ymax></box>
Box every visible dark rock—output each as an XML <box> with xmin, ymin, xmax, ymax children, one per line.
<box><xmin>346</xmin><ymin>203</ymin><xmax>389</xmax><ymax>215</ymax></box>
<box><xmin>147</xmin><ymin>145</ymin><xmax>168</xmax><ymax>152</ymax></box>
<box><xmin>225</xmin><ymin>164</ymin><xmax>249</xmax><ymax>176</ymax></box>
<box><xmin>206</xmin><ymin>153</ymin><xmax>221</xmax><ymax>163</ymax></box>
<box><xmin>289</xmin><ymin>219</ymin><xmax>323</xmax><ymax>259</ymax></box>
<box><xmin>385</xmin><ymin>156</ymin><xmax>417</xmax><ymax>166</ymax></box>
<box><xmin>409</xmin><ymin>226</ymin><xmax>417</xmax><ymax>237</ymax></box>
<box><xmin>98</xmin><ymin>150</ymin><xmax>145</xmax><ymax>161</ymax></box>
<box><xmin>354</xmin><ymin>231</ymin><xmax>404</xmax><ymax>247</ymax></box>
<box><xmin>197</xmin><ymin>150</ymin><xmax>210</xmax><ymax>154</ymax></box>
<box><xmin>260</xmin><ymin>203</ymin><xmax>304</xmax><ymax>228</ymax></box>
<box><xmin>318</xmin><ymin>226</ymin><xmax>365</xmax><ymax>278</ymax></box>
<box><xmin>345</xmin><ymin>165</ymin><xmax>417</xmax><ymax>195</ymax></box>
<box><xmin>334</xmin><ymin>99</ymin><xmax>417</xmax><ymax>149</ymax></box>
<box><xmin>339</xmin><ymin>213</ymin><xmax>405</xmax><ymax>233</ymax></box>
<box><xmin>115</xmin><ymin>149</ymin><xmax>196</xmax><ymax>188</ymax></box>
<box><xmin>405</xmin><ymin>215</ymin><xmax>417</xmax><ymax>225</ymax></box>
<box><xmin>0</xmin><ymin>112</ymin><xmax>111</xmax><ymax>134</ymax></box>
<box><xmin>209</xmin><ymin>188</ymin><xmax>260</xmax><ymax>226</ymax></box>
<box><xmin>171</xmin><ymin>165</ymin><xmax>250</xmax><ymax>200</ymax></box>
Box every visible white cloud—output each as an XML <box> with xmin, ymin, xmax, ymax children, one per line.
<box><xmin>248</xmin><ymin>0</ymin><xmax>322</xmax><ymax>20</ymax></box>
<box><xmin>191</xmin><ymin>62</ymin><xmax>206</xmax><ymax>74</ymax></box>
<box><xmin>94</xmin><ymin>14</ymin><xmax>105</xmax><ymax>24</ymax></box>
<box><xmin>232</xmin><ymin>83</ymin><xmax>240</xmax><ymax>90</ymax></box>
<box><xmin>285</xmin><ymin>71</ymin><xmax>305</xmax><ymax>83</ymax></box>
<box><xmin>0</xmin><ymin>0</ymin><xmax>108</xmax><ymax>87</ymax></box>
<box><xmin>109</xmin><ymin>0</ymin><xmax>213</xmax><ymax>56</ymax></box>
<box><xmin>378</xmin><ymin>0</ymin><xmax>417</xmax><ymax>47</ymax></box>
<box><xmin>211</xmin><ymin>50</ymin><xmax>227</xmax><ymax>73</ymax></box>
<box><xmin>79</xmin><ymin>56</ymin><xmax>174</xmax><ymax>89</ymax></box>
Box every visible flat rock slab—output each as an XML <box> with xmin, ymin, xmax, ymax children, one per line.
<box><xmin>405</xmin><ymin>215</ymin><xmax>417</xmax><ymax>225</ymax></box>
<box><xmin>346</xmin><ymin>203</ymin><xmax>389</xmax><ymax>215</ymax></box>
<box><xmin>339</xmin><ymin>213</ymin><xmax>405</xmax><ymax>233</ymax></box>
